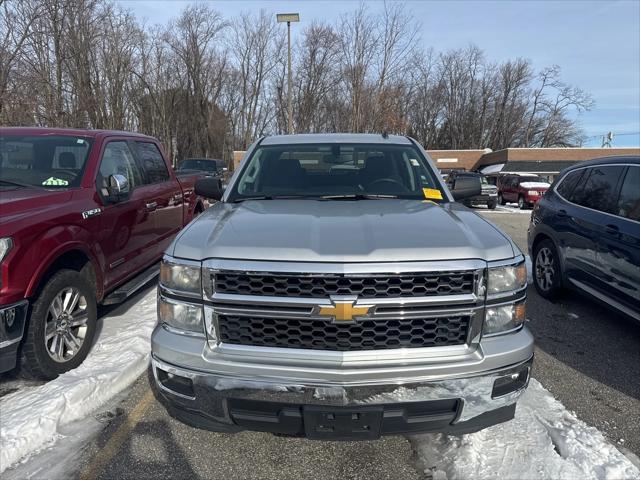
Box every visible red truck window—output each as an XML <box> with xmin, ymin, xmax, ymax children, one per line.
<box><xmin>97</xmin><ymin>142</ymin><xmax>143</xmax><ymax>195</ymax></box>
<box><xmin>135</xmin><ymin>142</ymin><xmax>170</xmax><ymax>184</ymax></box>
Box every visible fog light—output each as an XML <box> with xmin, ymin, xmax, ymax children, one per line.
<box><xmin>156</xmin><ymin>366</ymin><xmax>195</xmax><ymax>399</ymax></box>
<box><xmin>492</xmin><ymin>366</ymin><xmax>530</xmax><ymax>398</ymax></box>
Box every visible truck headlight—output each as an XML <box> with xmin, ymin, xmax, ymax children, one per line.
<box><xmin>0</xmin><ymin>237</ymin><xmax>12</xmax><ymax>263</ymax></box>
<box><xmin>487</xmin><ymin>262</ymin><xmax>526</xmax><ymax>295</ymax></box>
<box><xmin>484</xmin><ymin>300</ymin><xmax>526</xmax><ymax>335</ymax></box>
<box><xmin>160</xmin><ymin>257</ymin><xmax>201</xmax><ymax>296</ymax></box>
<box><xmin>0</xmin><ymin>237</ymin><xmax>13</xmax><ymax>289</ymax></box>
<box><xmin>158</xmin><ymin>295</ymin><xmax>203</xmax><ymax>334</ymax></box>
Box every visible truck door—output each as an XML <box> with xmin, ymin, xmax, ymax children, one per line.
<box><xmin>96</xmin><ymin>140</ymin><xmax>156</xmax><ymax>288</ymax></box>
<box><xmin>132</xmin><ymin>141</ymin><xmax>183</xmax><ymax>257</ymax></box>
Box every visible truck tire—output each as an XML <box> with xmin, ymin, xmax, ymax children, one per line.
<box><xmin>498</xmin><ymin>193</ymin><xmax>506</xmax><ymax>205</ymax></box>
<box><xmin>532</xmin><ymin>239</ymin><xmax>563</xmax><ymax>301</ymax></box>
<box><xmin>488</xmin><ymin>200</ymin><xmax>497</xmax><ymax>210</ymax></box>
<box><xmin>518</xmin><ymin>195</ymin><xmax>527</xmax><ymax>209</ymax></box>
<box><xmin>20</xmin><ymin>269</ymin><xmax>97</xmax><ymax>380</ymax></box>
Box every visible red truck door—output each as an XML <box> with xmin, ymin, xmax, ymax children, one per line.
<box><xmin>95</xmin><ymin>140</ymin><xmax>158</xmax><ymax>288</ymax></box>
<box><xmin>132</xmin><ymin>141</ymin><xmax>183</xmax><ymax>257</ymax></box>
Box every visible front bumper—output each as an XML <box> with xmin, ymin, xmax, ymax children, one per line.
<box><xmin>466</xmin><ymin>192</ymin><xmax>498</xmax><ymax>205</ymax></box>
<box><xmin>0</xmin><ymin>300</ymin><xmax>29</xmax><ymax>373</ymax></box>
<box><xmin>151</xmin><ymin>327</ymin><xmax>534</xmax><ymax>439</ymax></box>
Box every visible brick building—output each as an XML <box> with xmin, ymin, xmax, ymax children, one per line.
<box><xmin>428</xmin><ymin>147</ymin><xmax>640</xmax><ymax>182</ymax></box>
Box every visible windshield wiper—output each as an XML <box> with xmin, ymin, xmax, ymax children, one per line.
<box><xmin>319</xmin><ymin>194</ymin><xmax>399</xmax><ymax>200</ymax></box>
<box><xmin>0</xmin><ymin>179</ymin><xmax>42</xmax><ymax>189</ymax></box>
<box><xmin>232</xmin><ymin>195</ymin><xmax>319</xmax><ymax>203</ymax></box>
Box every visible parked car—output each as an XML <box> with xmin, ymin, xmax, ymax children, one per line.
<box><xmin>0</xmin><ymin>127</ymin><xmax>206</xmax><ymax>378</ymax></box>
<box><xmin>447</xmin><ymin>172</ymin><xmax>498</xmax><ymax>209</ymax></box>
<box><xmin>498</xmin><ymin>174</ymin><xmax>550</xmax><ymax>209</ymax></box>
<box><xmin>151</xmin><ymin>133</ymin><xmax>533</xmax><ymax>440</ymax></box>
<box><xmin>528</xmin><ymin>156</ymin><xmax>639</xmax><ymax>322</ymax></box>
<box><xmin>177</xmin><ymin>158</ymin><xmax>225</xmax><ymax>177</ymax></box>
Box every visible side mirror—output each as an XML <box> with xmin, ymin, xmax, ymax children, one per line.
<box><xmin>106</xmin><ymin>174</ymin><xmax>129</xmax><ymax>202</ymax></box>
<box><xmin>451</xmin><ymin>176</ymin><xmax>481</xmax><ymax>201</ymax></box>
<box><xmin>195</xmin><ymin>177</ymin><xmax>223</xmax><ymax>201</ymax></box>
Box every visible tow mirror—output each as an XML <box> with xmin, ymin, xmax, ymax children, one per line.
<box><xmin>451</xmin><ymin>176</ymin><xmax>481</xmax><ymax>201</ymax></box>
<box><xmin>195</xmin><ymin>177</ymin><xmax>223</xmax><ymax>201</ymax></box>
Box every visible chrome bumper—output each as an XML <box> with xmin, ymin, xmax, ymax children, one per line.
<box><xmin>152</xmin><ymin>342</ymin><xmax>533</xmax><ymax>438</ymax></box>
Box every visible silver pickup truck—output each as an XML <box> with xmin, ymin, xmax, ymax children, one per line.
<box><xmin>151</xmin><ymin>134</ymin><xmax>533</xmax><ymax>440</ymax></box>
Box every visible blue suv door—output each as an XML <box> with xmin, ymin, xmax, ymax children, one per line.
<box><xmin>596</xmin><ymin>165</ymin><xmax>640</xmax><ymax>319</ymax></box>
<box><xmin>557</xmin><ymin>165</ymin><xmax>626</xmax><ymax>293</ymax></box>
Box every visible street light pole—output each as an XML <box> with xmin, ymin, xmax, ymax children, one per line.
<box><xmin>276</xmin><ymin>13</ymin><xmax>299</xmax><ymax>135</ymax></box>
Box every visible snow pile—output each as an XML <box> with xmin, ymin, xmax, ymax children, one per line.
<box><xmin>0</xmin><ymin>288</ymin><xmax>157</xmax><ymax>473</ymax></box>
<box><xmin>409</xmin><ymin>379</ymin><xmax>639</xmax><ymax>480</ymax></box>
<box><xmin>520</xmin><ymin>181</ymin><xmax>550</xmax><ymax>189</ymax></box>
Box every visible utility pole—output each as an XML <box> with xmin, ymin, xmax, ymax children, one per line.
<box><xmin>276</xmin><ymin>13</ymin><xmax>299</xmax><ymax>134</ymax></box>
<box><xmin>601</xmin><ymin>131</ymin><xmax>614</xmax><ymax>148</ymax></box>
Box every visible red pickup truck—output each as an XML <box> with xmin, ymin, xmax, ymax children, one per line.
<box><xmin>0</xmin><ymin>128</ymin><xmax>205</xmax><ymax>378</ymax></box>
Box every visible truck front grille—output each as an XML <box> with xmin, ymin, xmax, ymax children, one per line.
<box><xmin>218</xmin><ymin>314</ymin><xmax>471</xmax><ymax>351</ymax></box>
<box><xmin>213</xmin><ymin>271</ymin><xmax>475</xmax><ymax>298</ymax></box>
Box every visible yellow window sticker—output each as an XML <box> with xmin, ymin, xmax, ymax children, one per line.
<box><xmin>42</xmin><ymin>177</ymin><xmax>69</xmax><ymax>186</ymax></box>
<box><xmin>422</xmin><ymin>188</ymin><xmax>442</xmax><ymax>200</ymax></box>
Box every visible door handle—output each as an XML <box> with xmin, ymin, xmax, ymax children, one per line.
<box><xmin>557</xmin><ymin>209</ymin><xmax>567</xmax><ymax>218</ymax></box>
<box><xmin>145</xmin><ymin>201</ymin><xmax>158</xmax><ymax>211</ymax></box>
<box><xmin>604</xmin><ymin>224</ymin><xmax>619</xmax><ymax>235</ymax></box>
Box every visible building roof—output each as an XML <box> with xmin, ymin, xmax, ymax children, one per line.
<box><xmin>476</xmin><ymin>147</ymin><xmax>640</xmax><ymax>168</ymax></box>
<box><xmin>497</xmin><ymin>160</ymin><xmax>578</xmax><ymax>173</ymax></box>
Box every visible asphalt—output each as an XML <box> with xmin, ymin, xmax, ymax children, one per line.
<box><xmin>4</xmin><ymin>207</ymin><xmax>640</xmax><ymax>479</ymax></box>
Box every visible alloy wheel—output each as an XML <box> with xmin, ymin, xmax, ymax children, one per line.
<box><xmin>44</xmin><ymin>287</ymin><xmax>89</xmax><ymax>363</ymax></box>
<box><xmin>535</xmin><ymin>247</ymin><xmax>555</xmax><ymax>291</ymax></box>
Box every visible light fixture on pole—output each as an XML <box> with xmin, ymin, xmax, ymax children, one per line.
<box><xmin>276</xmin><ymin>13</ymin><xmax>299</xmax><ymax>135</ymax></box>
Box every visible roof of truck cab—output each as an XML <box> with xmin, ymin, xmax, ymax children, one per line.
<box><xmin>260</xmin><ymin>133</ymin><xmax>412</xmax><ymax>145</ymax></box>
<box><xmin>0</xmin><ymin>126</ymin><xmax>156</xmax><ymax>140</ymax></box>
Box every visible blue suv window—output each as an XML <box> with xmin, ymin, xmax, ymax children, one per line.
<box><xmin>556</xmin><ymin>169</ymin><xmax>584</xmax><ymax>198</ymax></box>
<box><xmin>616</xmin><ymin>166</ymin><xmax>640</xmax><ymax>221</ymax></box>
<box><xmin>569</xmin><ymin>166</ymin><xmax>624</xmax><ymax>214</ymax></box>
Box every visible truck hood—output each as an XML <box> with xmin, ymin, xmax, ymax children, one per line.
<box><xmin>171</xmin><ymin>199</ymin><xmax>518</xmax><ymax>263</ymax></box>
<box><xmin>0</xmin><ymin>188</ymin><xmax>73</xmax><ymax>226</ymax></box>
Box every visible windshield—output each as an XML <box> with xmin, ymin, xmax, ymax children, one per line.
<box><xmin>229</xmin><ymin>143</ymin><xmax>445</xmax><ymax>201</ymax></box>
<box><xmin>0</xmin><ymin>135</ymin><xmax>93</xmax><ymax>189</ymax></box>
<box><xmin>179</xmin><ymin>159</ymin><xmax>218</xmax><ymax>172</ymax></box>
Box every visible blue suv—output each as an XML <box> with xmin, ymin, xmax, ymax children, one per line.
<box><xmin>527</xmin><ymin>156</ymin><xmax>639</xmax><ymax>321</ymax></box>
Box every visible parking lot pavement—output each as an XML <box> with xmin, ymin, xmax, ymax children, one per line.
<box><xmin>479</xmin><ymin>209</ymin><xmax>640</xmax><ymax>456</ymax></box>
<box><xmin>71</xmin><ymin>373</ymin><xmax>422</xmax><ymax>480</ymax></box>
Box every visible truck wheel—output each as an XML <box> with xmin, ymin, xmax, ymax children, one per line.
<box><xmin>518</xmin><ymin>195</ymin><xmax>527</xmax><ymax>209</ymax></box>
<box><xmin>533</xmin><ymin>239</ymin><xmax>562</xmax><ymax>300</ymax></box>
<box><xmin>498</xmin><ymin>193</ymin><xmax>506</xmax><ymax>205</ymax></box>
<box><xmin>488</xmin><ymin>200</ymin><xmax>497</xmax><ymax>210</ymax></box>
<box><xmin>20</xmin><ymin>270</ymin><xmax>97</xmax><ymax>380</ymax></box>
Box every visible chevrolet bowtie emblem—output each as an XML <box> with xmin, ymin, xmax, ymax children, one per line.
<box><xmin>318</xmin><ymin>299</ymin><xmax>372</xmax><ymax>322</ymax></box>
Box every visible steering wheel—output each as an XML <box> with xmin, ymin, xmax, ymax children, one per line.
<box><xmin>51</xmin><ymin>170</ymin><xmax>77</xmax><ymax>181</ymax></box>
<box><xmin>367</xmin><ymin>178</ymin><xmax>409</xmax><ymax>193</ymax></box>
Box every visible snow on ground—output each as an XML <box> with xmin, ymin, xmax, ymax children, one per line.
<box><xmin>0</xmin><ymin>288</ymin><xmax>157</xmax><ymax>474</ymax></box>
<box><xmin>494</xmin><ymin>204</ymin><xmax>534</xmax><ymax>214</ymax></box>
<box><xmin>409</xmin><ymin>379</ymin><xmax>640</xmax><ymax>480</ymax></box>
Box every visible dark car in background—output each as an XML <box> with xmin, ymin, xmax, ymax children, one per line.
<box><xmin>178</xmin><ymin>158</ymin><xmax>225</xmax><ymax>177</ymax></box>
<box><xmin>528</xmin><ymin>156</ymin><xmax>640</xmax><ymax>322</ymax></box>
<box><xmin>447</xmin><ymin>172</ymin><xmax>497</xmax><ymax>209</ymax></box>
<box><xmin>499</xmin><ymin>174</ymin><xmax>550</xmax><ymax>209</ymax></box>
